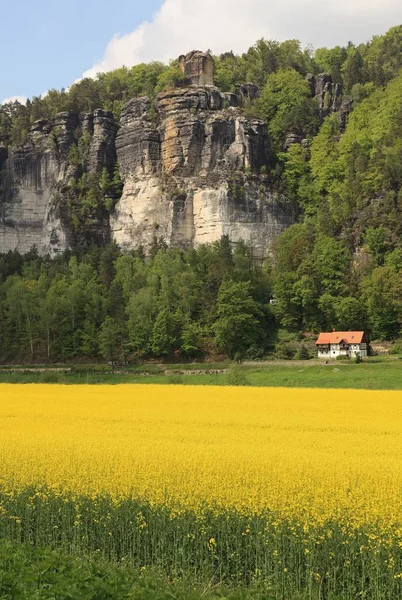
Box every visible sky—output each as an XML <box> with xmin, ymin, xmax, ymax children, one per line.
<box><xmin>2</xmin><ymin>0</ymin><xmax>402</xmax><ymax>104</ymax></box>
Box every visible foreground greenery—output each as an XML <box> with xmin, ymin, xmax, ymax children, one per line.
<box><xmin>0</xmin><ymin>541</ymin><xmax>284</xmax><ymax>600</ymax></box>
<box><xmin>1</xmin><ymin>490</ymin><xmax>402</xmax><ymax>600</ymax></box>
<box><xmin>0</xmin><ymin>358</ymin><xmax>401</xmax><ymax>389</ymax></box>
<box><xmin>0</xmin><ymin>542</ymin><xmax>359</xmax><ymax>600</ymax></box>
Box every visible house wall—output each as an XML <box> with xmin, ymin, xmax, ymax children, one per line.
<box><xmin>350</xmin><ymin>343</ymin><xmax>367</xmax><ymax>357</ymax></box>
<box><xmin>317</xmin><ymin>342</ymin><xmax>368</xmax><ymax>358</ymax></box>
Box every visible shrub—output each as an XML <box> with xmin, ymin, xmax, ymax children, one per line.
<box><xmin>226</xmin><ymin>364</ymin><xmax>249</xmax><ymax>386</ymax></box>
<box><xmin>167</xmin><ymin>374</ymin><xmax>183</xmax><ymax>385</ymax></box>
<box><xmin>39</xmin><ymin>371</ymin><xmax>66</xmax><ymax>384</ymax></box>
<box><xmin>390</xmin><ymin>342</ymin><xmax>402</xmax><ymax>355</ymax></box>
<box><xmin>295</xmin><ymin>345</ymin><xmax>310</xmax><ymax>360</ymax></box>
<box><xmin>245</xmin><ymin>345</ymin><xmax>265</xmax><ymax>360</ymax></box>
<box><xmin>275</xmin><ymin>342</ymin><xmax>297</xmax><ymax>360</ymax></box>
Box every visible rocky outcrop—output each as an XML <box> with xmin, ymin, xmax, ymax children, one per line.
<box><xmin>0</xmin><ymin>110</ymin><xmax>117</xmax><ymax>255</ymax></box>
<box><xmin>235</xmin><ymin>83</ymin><xmax>261</xmax><ymax>103</ymax></box>
<box><xmin>81</xmin><ymin>109</ymin><xmax>117</xmax><ymax>173</ymax></box>
<box><xmin>111</xmin><ymin>85</ymin><xmax>294</xmax><ymax>259</ymax></box>
<box><xmin>179</xmin><ymin>51</ymin><xmax>215</xmax><ymax>87</ymax></box>
<box><xmin>306</xmin><ymin>73</ymin><xmax>353</xmax><ymax>127</ymax></box>
<box><xmin>315</xmin><ymin>73</ymin><xmax>343</xmax><ymax>120</ymax></box>
<box><xmin>0</xmin><ymin>51</ymin><xmax>295</xmax><ymax>259</ymax></box>
<box><xmin>282</xmin><ymin>73</ymin><xmax>353</xmax><ymax>152</ymax></box>
<box><xmin>0</xmin><ymin>136</ymin><xmax>67</xmax><ymax>256</ymax></box>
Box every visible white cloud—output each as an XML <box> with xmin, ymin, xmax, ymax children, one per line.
<box><xmin>81</xmin><ymin>0</ymin><xmax>402</xmax><ymax>79</ymax></box>
<box><xmin>1</xmin><ymin>95</ymin><xmax>27</xmax><ymax>106</ymax></box>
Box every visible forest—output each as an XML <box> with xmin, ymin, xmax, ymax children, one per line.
<box><xmin>0</xmin><ymin>234</ymin><xmax>400</xmax><ymax>362</ymax></box>
<box><xmin>1</xmin><ymin>25</ymin><xmax>402</xmax><ymax>360</ymax></box>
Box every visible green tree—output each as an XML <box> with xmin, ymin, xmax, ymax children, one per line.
<box><xmin>151</xmin><ymin>309</ymin><xmax>180</xmax><ymax>356</ymax></box>
<box><xmin>155</xmin><ymin>63</ymin><xmax>186</xmax><ymax>93</ymax></box>
<box><xmin>126</xmin><ymin>288</ymin><xmax>158</xmax><ymax>355</ymax></box>
<box><xmin>315</xmin><ymin>46</ymin><xmax>348</xmax><ymax>83</ymax></box>
<box><xmin>363</xmin><ymin>227</ymin><xmax>389</xmax><ymax>266</ymax></box>
<box><xmin>335</xmin><ymin>297</ymin><xmax>367</xmax><ymax>330</ymax></box>
<box><xmin>256</xmin><ymin>69</ymin><xmax>318</xmax><ymax>150</ymax></box>
<box><xmin>180</xmin><ymin>321</ymin><xmax>204</xmax><ymax>357</ymax></box>
<box><xmin>100</xmin><ymin>167</ymin><xmax>113</xmax><ymax>196</ymax></box>
<box><xmin>342</xmin><ymin>47</ymin><xmax>364</xmax><ymax>92</ymax></box>
<box><xmin>361</xmin><ymin>265</ymin><xmax>402</xmax><ymax>339</ymax></box>
<box><xmin>99</xmin><ymin>317</ymin><xmax>127</xmax><ymax>364</ymax></box>
<box><xmin>214</xmin><ymin>281</ymin><xmax>264</xmax><ymax>358</ymax></box>
<box><xmin>311</xmin><ymin>236</ymin><xmax>350</xmax><ymax>296</ymax></box>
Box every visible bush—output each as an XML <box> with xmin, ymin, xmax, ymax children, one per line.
<box><xmin>245</xmin><ymin>345</ymin><xmax>265</xmax><ymax>360</ymax></box>
<box><xmin>390</xmin><ymin>342</ymin><xmax>402</xmax><ymax>355</ymax></box>
<box><xmin>233</xmin><ymin>352</ymin><xmax>243</xmax><ymax>363</ymax></box>
<box><xmin>294</xmin><ymin>345</ymin><xmax>310</xmax><ymax>360</ymax></box>
<box><xmin>275</xmin><ymin>342</ymin><xmax>297</xmax><ymax>360</ymax></box>
<box><xmin>167</xmin><ymin>374</ymin><xmax>183</xmax><ymax>385</ymax></box>
<box><xmin>336</xmin><ymin>355</ymin><xmax>350</xmax><ymax>361</ymax></box>
<box><xmin>39</xmin><ymin>371</ymin><xmax>67</xmax><ymax>384</ymax></box>
<box><xmin>226</xmin><ymin>364</ymin><xmax>250</xmax><ymax>386</ymax></box>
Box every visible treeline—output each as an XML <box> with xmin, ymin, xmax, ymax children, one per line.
<box><xmin>273</xmin><ymin>227</ymin><xmax>402</xmax><ymax>341</ymax></box>
<box><xmin>2</xmin><ymin>26</ymin><xmax>402</xmax><ymax>148</ymax></box>
<box><xmin>0</xmin><ymin>62</ymin><xmax>178</xmax><ymax>146</ymax></box>
<box><xmin>216</xmin><ymin>26</ymin><xmax>402</xmax><ymax>92</ymax></box>
<box><xmin>0</xmin><ymin>234</ymin><xmax>401</xmax><ymax>363</ymax></box>
<box><xmin>0</xmin><ymin>239</ymin><xmax>274</xmax><ymax>363</ymax></box>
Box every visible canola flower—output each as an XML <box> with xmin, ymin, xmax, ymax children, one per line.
<box><xmin>0</xmin><ymin>383</ymin><xmax>402</xmax><ymax>529</ymax></box>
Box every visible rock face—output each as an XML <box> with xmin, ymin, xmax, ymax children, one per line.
<box><xmin>307</xmin><ymin>73</ymin><xmax>353</xmax><ymax>126</ymax></box>
<box><xmin>179</xmin><ymin>51</ymin><xmax>215</xmax><ymax>87</ymax></box>
<box><xmin>0</xmin><ymin>110</ymin><xmax>116</xmax><ymax>255</ymax></box>
<box><xmin>111</xmin><ymin>85</ymin><xmax>294</xmax><ymax>258</ymax></box>
<box><xmin>0</xmin><ymin>115</ymin><xmax>70</xmax><ymax>256</ymax></box>
<box><xmin>0</xmin><ymin>51</ymin><xmax>296</xmax><ymax>258</ymax></box>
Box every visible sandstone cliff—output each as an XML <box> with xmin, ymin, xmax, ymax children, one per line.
<box><xmin>0</xmin><ymin>109</ymin><xmax>116</xmax><ymax>255</ymax></box>
<box><xmin>111</xmin><ymin>86</ymin><xmax>294</xmax><ymax>258</ymax></box>
<box><xmin>1</xmin><ymin>52</ymin><xmax>349</xmax><ymax>259</ymax></box>
<box><xmin>0</xmin><ymin>87</ymin><xmax>294</xmax><ymax>259</ymax></box>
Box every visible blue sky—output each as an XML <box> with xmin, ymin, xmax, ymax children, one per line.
<box><xmin>2</xmin><ymin>0</ymin><xmax>402</xmax><ymax>104</ymax></box>
<box><xmin>1</xmin><ymin>0</ymin><xmax>162</xmax><ymax>102</ymax></box>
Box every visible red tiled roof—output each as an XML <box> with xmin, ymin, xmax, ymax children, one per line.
<box><xmin>316</xmin><ymin>331</ymin><xmax>365</xmax><ymax>345</ymax></box>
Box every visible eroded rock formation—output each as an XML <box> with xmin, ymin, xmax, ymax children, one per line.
<box><xmin>307</xmin><ymin>72</ymin><xmax>353</xmax><ymax>126</ymax></box>
<box><xmin>178</xmin><ymin>51</ymin><xmax>215</xmax><ymax>87</ymax></box>
<box><xmin>0</xmin><ymin>110</ymin><xmax>116</xmax><ymax>255</ymax></box>
<box><xmin>0</xmin><ymin>51</ymin><xmax>297</xmax><ymax>258</ymax></box>
<box><xmin>111</xmin><ymin>86</ymin><xmax>293</xmax><ymax>257</ymax></box>
<box><xmin>283</xmin><ymin>72</ymin><xmax>353</xmax><ymax>151</ymax></box>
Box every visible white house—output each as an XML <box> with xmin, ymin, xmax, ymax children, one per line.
<box><xmin>316</xmin><ymin>331</ymin><xmax>369</xmax><ymax>359</ymax></box>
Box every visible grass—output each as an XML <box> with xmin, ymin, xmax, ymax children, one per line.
<box><xmin>0</xmin><ymin>540</ymin><xmax>289</xmax><ymax>600</ymax></box>
<box><xmin>0</xmin><ymin>358</ymin><xmax>400</xmax><ymax>389</ymax></box>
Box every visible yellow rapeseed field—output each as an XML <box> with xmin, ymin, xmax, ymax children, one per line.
<box><xmin>1</xmin><ymin>384</ymin><xmax>402</xmax><ymax>528</ymax></box>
